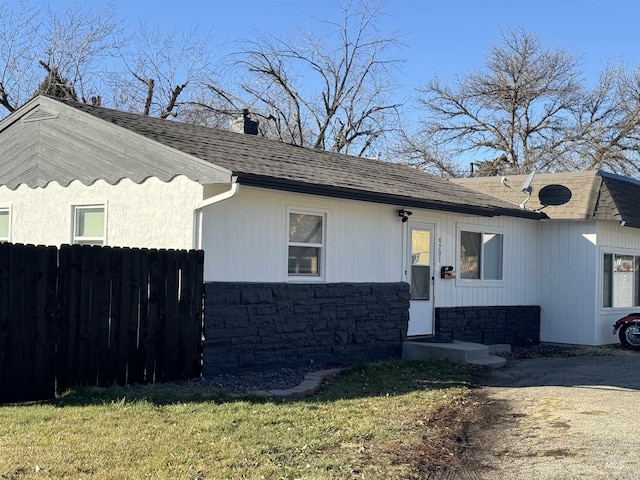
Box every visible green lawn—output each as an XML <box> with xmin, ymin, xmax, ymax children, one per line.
<box><xmin>0</xmin><ymin>360</ymin><xmax>471</xmax><ymax>480</ymax></box>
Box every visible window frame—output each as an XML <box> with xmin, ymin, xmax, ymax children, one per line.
<box><xmin>456</xmin><ymin>224</ymin><xmax>505</xmax><ymax>286</ymax></box>
<box><xmin>601</xmin><ymin>247</ymin><xmax>640</xmax><ymax>310</ymax></box>
<box><xmin>72</xmin><ymin>204</ymin><xmax>107</xmax><ymax>246</ymax></box>
<box><xmin>0</xmin><ymin>207</ymin><xmax>11</xmax><ymax>243</ymax></box>
<box><xmin>286</xmin><ymin>207</ymin><xmax>327</xmax><ymax>282</ymax></box>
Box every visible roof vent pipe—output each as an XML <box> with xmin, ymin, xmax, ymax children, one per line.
<box><xmin>230</xmin><ymin>109</ymin><xmax>259</xmax><ymax>135</ymax></box>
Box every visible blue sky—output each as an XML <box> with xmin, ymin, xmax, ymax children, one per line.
<box><xmin>33</xmin><ymin>0</ymin><xmax>640</xmax><ymax>124</ymax></box>
<box><xmin>68</xmin><ymin>0</ymin><xmax>640</xmax><ymax>90</ymax></box>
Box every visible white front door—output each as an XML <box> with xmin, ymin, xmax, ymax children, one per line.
<box><xmin>406</xmin><ymin>223</ymin><xmax>434</xmax><ymax>336</ymax></box>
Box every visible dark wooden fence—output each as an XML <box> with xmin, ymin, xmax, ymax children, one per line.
<box><xmin>0</xmin><ymin>243</ymin><xmax>204</xmax><ymax>404</ymax></box>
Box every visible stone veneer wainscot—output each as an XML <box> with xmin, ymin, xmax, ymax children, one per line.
<box><xmin>435</xmin><ymin>305</ymin><xmax>541</xmax><ymax>347</ymax></box>
<box><xmin>203</xmin><ymin>282</ymin><xmax>410</xmax><ymax>374</ymax></box>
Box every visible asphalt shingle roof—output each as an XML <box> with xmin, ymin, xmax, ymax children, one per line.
<box><xmin>455</xmin><ymin>170</ymin><xmax>640</xmax><ymax>228</ymax></box>
<box><xmin>453</xmin><ymin>171</ymin><xmax>601</xmax><ymax>220</ymax></box>
<box><xmin>599</xmin><ymin>172</ymin><xmax>640</xmax><ymax>228</ymax></box>
<box><xmin>55</xmin><ymin>99</ymin><xmax>543</xmax><ymax>219</ymax></box>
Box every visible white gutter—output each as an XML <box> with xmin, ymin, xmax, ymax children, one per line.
<box><xmin>194</xmin><ymin>179</ymin><xmax>239</xmax><ymax>250</ymax></box>
<box><xmin>196</xmin><ymin>180</ymin><xmax>239</xmax><ymax>210</ymax></box>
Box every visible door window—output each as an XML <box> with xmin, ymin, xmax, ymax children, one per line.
<box><xmin>410</xmin><ymin>228</ymin><xmax>431</xmax><ymax>300</ymax></box>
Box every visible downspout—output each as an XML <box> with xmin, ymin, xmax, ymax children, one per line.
<box><xmin>193</xmin><ymin>179</ymin><xmax>239</xmax><ymax>250</ymax></box>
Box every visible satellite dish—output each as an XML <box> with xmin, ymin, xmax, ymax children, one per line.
<box><xmin>538</xmin><ymin>184</ymin><xmax>572</xmax><ymax>206</ymax></box>
<box><xmin>521</xmin><ymin>170</ymin><xmax>536</xmax><ymax>194</ymax></box>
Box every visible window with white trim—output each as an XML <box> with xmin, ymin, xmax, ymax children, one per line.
<box><xmin>287</xmin><ymin>210</ymin><xmax>325</xmax><ymax>278</ymax></box>
<box><xmin>458</xmin><ymin>227</ymin><xmax>504</xmax><ymax>281</ymax></box>
<box><xmin>602</xmin><ymin>252</ymin><xmax>640</xmax><ymax>308</ymax></box>
<box><xmin>73</xmin><ymin>205</ymin><xmax>105</xmax><ymax>245</ymax></box>
<box><xmin>0</xmin><ymin>208</ymin><xmax>10</xmax><ymax>242</ymax></box>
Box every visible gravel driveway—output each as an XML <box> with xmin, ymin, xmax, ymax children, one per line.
<box><xmin>466</xmin><ymin>353</ymin><xmax>640</xmax><ymax>480</ymax></box>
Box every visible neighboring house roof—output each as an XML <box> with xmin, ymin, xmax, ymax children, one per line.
<box><xmin>0</xmin><ymin>95</ymin><xmax>544</xmax><ymax>219</ymax></box>
<box><xmin>455</xmin><ymin>170</ymin><xmax>640</xmax><ymax>228</ymax></box>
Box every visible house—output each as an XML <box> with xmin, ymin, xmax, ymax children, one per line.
<box><xmin>2</xmin><ymin>95</ymin><xmax>628</xmax><ymax>371</ymax></box>
<box><xmin>455</xmin><ymin>170</ymin><xmax>640</xmax><ymax>346</ymax></box>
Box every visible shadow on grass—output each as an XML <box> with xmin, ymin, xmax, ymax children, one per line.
<box><xmin>34</xmin><ymin>359</ymin><xmax>469</xmax><ymax>408</ymax></box>
<box><xmin>13</xmin><ymin>346</ymin><xmax>637</xmax><ymax>408</ymax></box>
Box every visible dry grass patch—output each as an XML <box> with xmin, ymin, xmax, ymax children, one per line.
<box><xmin>0</xmin><ymin>359</ymin><xmax>476</xmax><ymax>480</ymax></box>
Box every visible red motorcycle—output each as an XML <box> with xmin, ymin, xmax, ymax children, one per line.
<box><xmin>613</xmin><ymin>314</ymin><xmax>640</xmax><ymax>350</ymax></box>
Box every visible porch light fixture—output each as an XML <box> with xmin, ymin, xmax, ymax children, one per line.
<box><xmin>398</xmin><ymin>209</ymin><xmax>413</xmax><ymax>222</ymax></box>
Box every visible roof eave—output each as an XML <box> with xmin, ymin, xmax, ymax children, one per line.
<box><xmin>237</xmin><ymin>174</ymin><xmax>547</xmax><ymax>220</ymax></box>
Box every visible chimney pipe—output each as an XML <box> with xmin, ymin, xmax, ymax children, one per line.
<box><xmin>230</xmin><ymin>109</ymin><xmax>259</xmax><ymax>135</ymax></box>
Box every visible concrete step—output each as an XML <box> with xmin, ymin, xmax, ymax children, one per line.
<box><xmin>402</xmin><ymin>340</ymin><xmax>507</xmax><ymax>368</ymax></box>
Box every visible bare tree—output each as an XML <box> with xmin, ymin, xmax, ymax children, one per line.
<box><xmin>571</xmin><ymin>65</ymin><xmax>640</xmax><ymax>175</ymax></box>
<box><xmin>178</xmin><ymin>89</ymin><xmax>237</xmax><ymax>128</ymax></box>
<box><xmin>39</xmin><ymin>2</ymin><xmax>122</xmax><ymax>103</ymax></box>
<box><xmin>34</xmin><ymin>60</ymin><xmax>78</xmax><ymax>101</ymax></box>
<box><xmin>411</xmin><ymin>29</ymin><xmax>583</xmax><ymax>176</ymax></box>
<box><xmin>201</xmin><ymin>0</ymin><xmax>402</xmax><ymax>157</ymax></box>
<box><xmin>0</xmin><ymin>1</ymin><xmax>214</xmax><ymax>121</ymax></box>
<box><xmin>111</xmin><ymin>25</ymin><xmax>214</xmax><ymax>118</ymax></box>
<box><xmin>0</xmin><ymin>0</ymin><xmax>41</xmax><ymax>113</ymax></box>
<box><xmin>0</xmin><ymin>0</ymin><xmax>121</xmax><ymax>117</ymax></box>
<box><xmin>391</xmin><ymin>124</ymin><xmax>459</xmax><ymax>177</ymax></box>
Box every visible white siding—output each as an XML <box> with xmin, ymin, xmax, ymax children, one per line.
<box><xmin>597</xmin><ymin>220</ymin><xmax>640</xmax><ymax>250</ymax></box>
<box><xmin>537</xmin><ymin>221</ymin><xmax>599</xmax><ymax>345</ymax></box>
<box><xmin>425</xmin><ymin>212</ymin><xmax>541</xmax><ymax>308</ymax></box>
<box><xmin>200</xmin><ymin>186</ymin><xmax>403</xmax><ymax>283</ymax></box>
<box><xmin>0</xmin><ymin>176</ymin><xmax>202</xmax><ymax>249</ymax></box>
<box><xmin>201</xmin><ymin>186</ymin><xmax>542</xmax><ymax>309</ymax></box>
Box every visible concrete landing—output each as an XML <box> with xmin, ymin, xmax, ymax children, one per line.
<box><xmin>402</xmin><ymin>340</ymin><xmax>508</xmax><ymax>368</ymax></box>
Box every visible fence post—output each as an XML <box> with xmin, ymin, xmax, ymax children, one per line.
<box><xmin>0</xmin><ymin>244</ymin><xmax>58</xmax><ymax>402</ymax></box>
